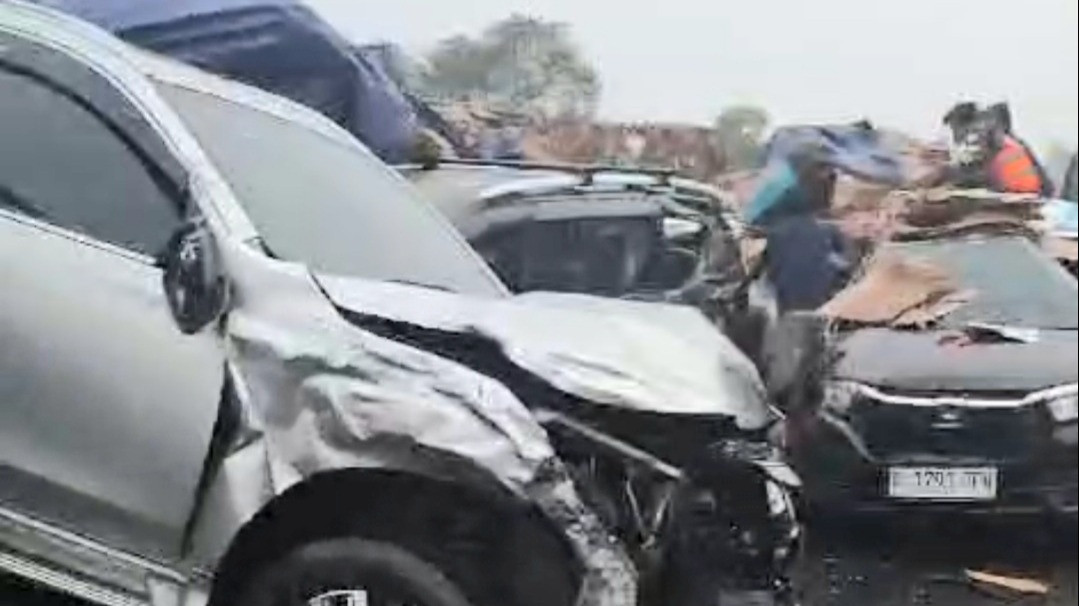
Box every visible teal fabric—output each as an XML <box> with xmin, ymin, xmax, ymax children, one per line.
<box><xmin>743</xmin><ymin>161</ymin><xmax>806</xmax><ymax>226</ymax></box>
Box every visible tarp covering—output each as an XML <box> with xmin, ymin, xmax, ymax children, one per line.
<box><xmin>740</xmin><ymin>124</ymin><xmax>924</xmax><ymax>226</ymax></box>
<box><xmin>764</xmin><ymin>124</ymin><xmax>908</xmax><ymax>186</ymax></box>
<box><xmin>32</xmin><ymin>0</ymin><xmax>423</xmax><ymax>162</ymax></box>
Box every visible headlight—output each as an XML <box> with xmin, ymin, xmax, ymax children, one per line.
<box><xmin>821</xmin><ymin>381</ymin><xmax>862</xmax><ymax>416</ymax></box>
<box><xmin>1047</xmin><ymin>393</ymin><xmax>1079</xmax><ymax>423</ymax></box>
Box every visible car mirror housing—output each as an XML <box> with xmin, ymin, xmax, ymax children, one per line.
<box><xmin>160</xmin><ymin>216</ymin><xmax>230</xmax><ymax>335</ymax></box>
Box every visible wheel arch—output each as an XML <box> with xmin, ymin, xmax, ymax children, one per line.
<box><xmin>206</xmin><ymin>467</ymin><xmax>583</xmax><ymax>606</ymax></box>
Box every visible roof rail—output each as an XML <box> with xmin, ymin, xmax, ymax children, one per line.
<box><xmin>427</xmin><ymin>157</ymin><xmax>678</xmax><ymax>185</ymax></box>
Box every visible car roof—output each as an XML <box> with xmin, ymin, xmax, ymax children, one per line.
<box><xmin>403</xmin><ymin>164</ymin><xmax>569</xmax><ymax>225</ymax></box>
<box><xmin>403</xmin><ymin>162</ymin><xmax>731</xmax><ymax>226</ymax></box>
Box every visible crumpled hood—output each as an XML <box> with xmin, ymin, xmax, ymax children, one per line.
<box><xmin>835</xmin><ymin>328</ymin><xmax>1079</xmax><ymax>393</ymax></box>
<box><xmin>213</xmin><ymin>245</ymin><xmax>638</xmax><ymax>606</ymax></box>
<box><xmin>316</xmin><ymin>275</ymin><xmax>773</xmax><ymax>430</ymax></box>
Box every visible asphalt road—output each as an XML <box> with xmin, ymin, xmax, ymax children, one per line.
<box><xmin>3</xmin><ymin>516</ymin><xmax>1076</xmax><ymax>605</ymax></box>
<box><xmin>796</xmin><ymin>514</ymin><xmax>1078</xmax><ymax>606</ymax></box>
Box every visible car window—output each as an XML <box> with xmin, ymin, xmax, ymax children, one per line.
<box><xmin>154</xmin><ymin>82</ymin><xmax>505</xmax><ymax>297</ymax></box>
<box><xmin>889</xmin><ymin>237</ymin><xmax>1078</xmax><ymax>330</ymax></box>
<box><xmin>473</xmin><ymin>216</ymin><xmax>659</xmax><ymax>296</ymax></box>
<box><xmin>0</xmin><ymin>68</ymin><xmax>179</xmax><ymax>256</ymax></box>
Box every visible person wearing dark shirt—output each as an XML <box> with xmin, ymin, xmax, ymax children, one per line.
<box><xmin>746</xmin><ymin>145</ymin><xmax>852</xmax><ymax>311</ymax></box>
<box><xmin>763</xmin><ymin>213</ymin><xmax>852</xmax><ymax>312</ymax></box>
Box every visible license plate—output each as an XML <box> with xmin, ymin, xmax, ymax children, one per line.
<box><xmin>887</xmin><ymin>467</ymin><xmax>998</xmax><ymax>501</ymax></box>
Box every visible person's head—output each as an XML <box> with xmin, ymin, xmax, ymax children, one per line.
<box><xmin>790</xmin><ymin>143</ymin><xmax>837</xmax><ymax>213</ymax></box>
<box><xmin>943</xmin><ymin>102</ymin><xmax>979</xmax><ymax>140</ymax></box>
<box><xmin>971</xmin><ymin>108</ymin><xmax>1007</xmax><ymax>153</ymax></box>
<box><xmin>987</xmin><ymin>102</ymin><xmax>1013</xmax><ymax>135</ymax></box>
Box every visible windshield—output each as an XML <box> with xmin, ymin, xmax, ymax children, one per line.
<box><xmin>155</xmin><ymin>82</ymin><xmax>505</xmax><ymax>297</ymax></box>
<box><xmin>887</xmin><ymin>236</ymin><xmax>1078</xmax><ymax>330</ymax></box>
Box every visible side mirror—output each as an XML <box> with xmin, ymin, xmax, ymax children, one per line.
<box><xmin>761</xmin><ymin>311</ymin><xmax>829</xmax><ymax>411</ymax></box>
<box><xmin>159</xmin><ymin>217</ymin><xmax>230</xmax><ymax>335</ymax></box>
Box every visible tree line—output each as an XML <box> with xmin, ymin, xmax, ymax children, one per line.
<box><xmin>385</xmin><ymin>14</ymin><xmax>770</xmax><ymax>171</ymax></box>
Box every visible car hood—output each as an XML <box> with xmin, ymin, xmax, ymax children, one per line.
<box><xmin>834</xmin><ymin>328</ymin><xmax>1079</xmax><ymax>393</ymax></box>
<box><xmin>316</xmin><ymin>275</ymin><xmax>773</xmax><ymax>430</ymax></box>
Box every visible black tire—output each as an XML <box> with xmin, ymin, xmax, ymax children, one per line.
<box><xmin>235</xmin><ymin>538</ymin><xmax>476</xmax><ymax>606</ymax></box>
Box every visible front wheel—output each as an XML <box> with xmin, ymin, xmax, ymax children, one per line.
<box><xmin>235</xmin><ymin>538</ymin><xmax>476</xmax><ymax>606</ymax></box>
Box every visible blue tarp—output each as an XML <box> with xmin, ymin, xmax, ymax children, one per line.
<box><xmin>764</xmin><ymin>124</ymin><xmax>906</xmax><ymax>186</ymax></box>
<box><xmin>32</xmin><ymin>0</ymin><xmax>424</xmax><ymax>163</ymax></box>
<box><xmin>742</xmin><ymin>161</ymin><xmax>805</xmax><ymax>226</ymax></box>
<box><xmin>745</xmin><ymin>124</ymin><xmax>908</xmax><ymax>225</ymax></box>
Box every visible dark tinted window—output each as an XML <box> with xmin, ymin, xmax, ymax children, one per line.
<box><xmin>473</xmin><ymin>217</ymin><xmax>660</xmax><ymax>296</ymax></box>
<box><xmin>0</xmin><ymin>68</ymin><xmax>179</xmax><ymax>255</ymax></box>
<box><xmin>156</xmin><ymin>82</ymin><xmax>504</xmax><ymax>297</ymax></box>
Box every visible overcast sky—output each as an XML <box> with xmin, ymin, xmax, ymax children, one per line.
<box><xmin>309</xmin><ymin>0</ymin><xmax>1077</xmax><ymax>150</ymax></box>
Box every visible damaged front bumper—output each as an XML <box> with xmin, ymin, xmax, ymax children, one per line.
<box><xmin>541</xmin><ymin>410</ymin><xmax>802</xmax><ymax>605</ymax></box>
<box><xmin>526</xmin><ymin>460</ymin><xmax>640</xmax><ymax>606</ymax></box>
<box><xmin>219</xmin><ymin>260</ymin><xmax>799</xmax><ymax>606</ymax></box>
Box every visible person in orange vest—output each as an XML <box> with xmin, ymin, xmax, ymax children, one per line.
<box><xmin>984</xmin><ymin>102</ymin><xmax>1053</xmax><ymax>196</ymax></box>
<box><xmin>943</xmin><ymin>102</ymin><xmax>1052</xmax><ymax>195</ymax></box>
<box><xmin>987</xmin><ymin>134</ymin><xmax>1046</xmax><ymax>194</ymax></box>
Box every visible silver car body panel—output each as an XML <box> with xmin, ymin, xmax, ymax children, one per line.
<box><xmin>1</xmin><ymin>3</ymin><xmax>638</xmax><ymax>605</ymax></box>
<box><xmin>317</xmin><ymin>275</ymin><xmax>773</xmax><ymax>427</ymax></box>
<box><xmin>0</xmin><ymin>209</ymin><xmax>224</xmax><ymax>558</ymax></box>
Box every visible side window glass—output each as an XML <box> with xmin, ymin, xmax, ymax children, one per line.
<box><xmin>0</xmin><ymin>68</ymin><xmax>179</xmax><ymax>255</ymax></box>
<box><xmin>473</xmin><ymin>228</ymin><xmax>525</xmax><ymax>291</ymax></box>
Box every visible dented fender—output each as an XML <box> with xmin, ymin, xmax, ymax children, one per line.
<box><xmin>184</xmin><ymin>242</ymin><xmax>637</xmax><ymax>605</ymax></box>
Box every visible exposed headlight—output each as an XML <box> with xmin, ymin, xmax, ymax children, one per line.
<box><xmin>1047</xmin><ymin>394</ymin><xmax>1079</xmax><ymax>423</ymax></box>
<box><xmin>821</xmin><ymin>381</ymin><xmax>862</xmax><ymax>416</ymax></box>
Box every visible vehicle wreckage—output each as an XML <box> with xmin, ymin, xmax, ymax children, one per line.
<box><xmin>780</xmin><ymin>191</ymin><xmax>1078</xmax><ymax>518</ymax></box>
<box><xmin>0</xmin><ymin>4</ymin><xmax>801</xmax><ymax>605</ymax></box>
<box><xmin>402</xmin><ymin>159</ymin><xmax>762</xmax><ymax>352</ymax></box>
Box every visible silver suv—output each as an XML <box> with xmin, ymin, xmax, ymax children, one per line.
<box><xmin>1</xmin><ymin>3</ymin><xmax>800</xmax><ymax>606</ymax></box>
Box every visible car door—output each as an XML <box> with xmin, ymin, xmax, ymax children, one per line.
<box><xmin>0</xmin><ymin>31</ymin><xmax>224</xmax><ymax>563</ymax></box>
